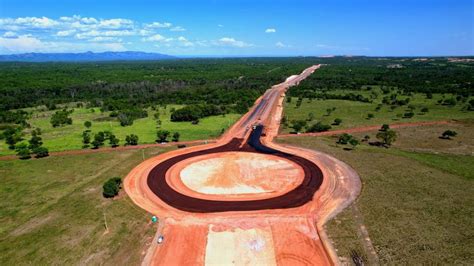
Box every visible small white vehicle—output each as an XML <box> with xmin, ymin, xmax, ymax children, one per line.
<box><xmin>157</xmin><ymin>235</ymin><xmax>164</xmax><ymax>244</ymax></box>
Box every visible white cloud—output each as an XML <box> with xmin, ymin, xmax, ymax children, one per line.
<box><xmin>76</xmin><ymin>30</ymin><xmax>134</xmax><ymax>39</ymax></box>
<box><xmin>88</xmin><ymin>36</ymin><xmax>122</xmax><ymax>42</ymax></box>
<box><xmin>275</xmin><ymin>41</ymin><xmax>287</xmax><ymax>48</ymax></box>
<box><xmin>0</xmin><ymin>34</ymin><xmax>125</xmax><ymax>53</ymax></box>
<box><xmin>56</xmin><ymin>30</ymin><xmax>76</xmax><ymax>37</ymax></box>
<box><xmin>217</xmin><ymin>37</ymin><xmax>252</xmax><ymax>48</ymax></box>
<box><xmin>98</xmin><ymin>18</ymin><xmax>134</xmax><ymax>29</ymax></box>
<box><xmin>145</xmin><ymin>22</ymin><xmax>172</xmax><ymax>29</ymax></box>
<box><xmin>265</xmin><ymin>28</ymin><xmax>276</xmax><ymax>33</ymax></box>
<box><xmin>177</xmin><ymin>36</ymin><xmax>194</xmax><ymax>47</ymax></box>
<box><xmin>218</xmin><ymin>24</ymin><xmax>224</xmax><ymax>28</ymax></box>
<box><xmin>142</xmin><ymin>34</ymin><xmax>166</xmax><ymax>42</ymax></box>
<box><xmin>170</xmin><ymin>26</ymin><xmax>186</xmax><ymax>32</ymax></box>
<box><xmin>2</xmin><ymin>31</ymin><xmax>17</xmax><ymax>37</ymax></box>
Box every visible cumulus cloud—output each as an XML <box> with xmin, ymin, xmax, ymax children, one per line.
<box><xmin>275</xmin><ymin>41</ymin><xmax>286</xmax><ymax>48</ymax></box>
<box><xmin>2</xmin><ymin>31</ymin><xmax>17</xmax><ymax>37</ymax></box>
<box><xmin>145</xmin><ymin>22</ymin><xmax>172</xmax><ymax>29</ymax></box>
<box><xmin>170</xmin><ymin>26</ymin><xmax>186</xmax><ymax>32</ymax></box>
<box><xmin>217</xmin><ymin>37</ymin><xmax>252</xmax><ymax>48</ymax></box>
<box><xmin>142</xmin><ymin>34</ymin><xmax>165</xmax><ymax>42</ymax></box>
<box><xmin>265</xmin><ymin>28</ymin><xmax>276</xmax><ymax>33</ymax></box>
<box><xmin>75</xmin><ymin>30</ymin><xmax>134</xmax><ymax>39</ymax></box>
<box><xmin>56</xmin><ymin>30</ymin><xmax>76</xmax><ymax>37</ymax></box>
<box><xmin>0</xmin><ymin>34</ymin><xmax>125</xmax><ymax>53</ymax></box>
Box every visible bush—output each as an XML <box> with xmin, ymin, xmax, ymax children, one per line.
<box><xmin>441</xmin><ymin>130</ymin><xmax>457</xmax><ymax>139</ymax></box>
<box><xmin>84</xmin><ymin>121</ymin><xmax>92</xmax><ymax>128</ymax></box>
<box><xmin>171</xmin><ymin>104</ymin><xmax>224</xmax><ymax>122</ymax></box>
<box><xmin>102</xmin><ymin>177</ymin><xmax>122</xmax><ymax>198</ymax></box>
<box><xmin>15</xmin><ymin>143</ymin><xmax>31</xmax><ymax>160</ymax></box>
<box><xmin>337</xmin><ymin>133</ymin><xmax>353</xmax><ymax>145</ymax></box>
<box><xmin>403</xmin><ymin>111</ymin><xmax>415</xmax><ymax>118</ymax></box>
<box><xmin>109</xmin><ymin>134</ymin><xmax>119</xmax><ymax>147</ymax></box>
<box><xmin>376</xmin><ymin>129</ymin><xmax>397</xmax><ymax>146</ymax></box>
<box><xmin>172</xmin><ymin>132</ymin><xmax>180</xmax><ymax>142</ymax></box>
<box><xmin>32</xmin><ymin>146</ymin><xmax>49</xmax><ymax>158</ymax></box>
<box><xmin>125</xmin><ymin>134</ymin><xmax>139</xmax><ymax>145</ymax></box>
<box><xmin>290</xmin><ymin>120</ymin><xmax>307</xmax><ymax>133</ymax></box>
<box><xmin>333</xmin><ymin>118</ymin><xmax>342</xmax><ymax>125</ymax></box>
<box><xmin>307</xmin><ymin>122</ymin><xmax>331</xmax><ymax>133</ymax></box>
<box><xmin>156</xmin><ymin>130</ymin><xmax>170</xmax><ymax>143</ymax></box>
<box><xmin>50</xmin><ymin>109</ymin><xmax>73</xmax><ymax>127</ymax></box>
<box><xmin>380</xmin><ymin>124</ymin><xmax>390</xmax><ymax>131</ymax></box>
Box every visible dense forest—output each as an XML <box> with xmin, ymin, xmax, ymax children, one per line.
<box><xmin>1</xmin><ymin>57</ymin><xmax>473</xmax><ymax>126</ymax></box>
<box><xmin>287</xmin><ymin>57</ymin><xmax>474</xmax><ymax>99</ymax></box>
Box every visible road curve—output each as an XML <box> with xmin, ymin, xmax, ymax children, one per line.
<box><xmin>124</xmin><ymin>65</ymin><xmax>361</xmax><ymax>265</ymax></box>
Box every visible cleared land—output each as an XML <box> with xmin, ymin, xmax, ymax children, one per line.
<box><xmin>0</xmin><ymin>106</ymin><xmax>240</xmax><ymax>156</ymax></box>
<box><xmin>281</xmin><ymin>89</ymin><xmax>473</xmax><ymax>134</ymax></box>
<box><xmin>277</xmin><ymin>120</ymin><xmax>474</xmax><ymax>264</ymax></box>
<box><xmin>0</xmin><ymin>146</ymin><xmax>173</xmax><ymax>265</ymax></box>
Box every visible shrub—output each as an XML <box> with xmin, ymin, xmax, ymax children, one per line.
<box><xmin>337</xmin><ymin>133</ymin><xmax>353</xmax><ymax>145</ymax></box>
<box><xmin>403</xmin><ymin>112</ymin><xmax>415</xmax><ymax>118</ymax></box>
<box><xmin>50</xmin><ymin>109</ymin><xmax>73</xmax><ymax>127</ymax></box>
<box><xmin>15</xmin><ymin>143</ymin><xmax>31</xmax><ymax>160</ymax></box>
<box><xmin>172</xmin><ymin>132</ymin><xmax>180</xmax><ymax>142</ymax></box>
<box><xmin>380</xmin><ymin>124</ymin><xmax>390</xmax><ymax>132</ymax></box>
<box><xmin>102</xmin><ymin>177</ymin><xmax>122</xmax><ymax>198</ymax></box>
<box><xmin>125</xmin><ymin>134</ymin><xmax>139</xmax><ymax>145</ymax></box>
<box><xmin>441</xmin><ymin>130</ymin><xmax>457</xmax><ymax>139</ymax></box>
<box><xmin>367</xmin><ymin>113</ymin><xmax>374</xmax><ymax>119</ymax></box>
<box><xmin>290</xmin><ymin>120</ymin><xmax>307</xmax><ymax>133</ymax></box>
<box><xmin>333</xmin><ymin>118</ymin><xmax>342</xmax><ymax>125</ymax></box>
<box><xmin>84</xmin><ymin>121</ymin><xmax>92</xmax><ymax>128</ymax></box>
<box><xmin>32</xmin><ymin>146</ymin><xmax>49</xmax><ymax>158</ymax></box>
<box><xmin>109</xmin><ymin>134</ymin><xmax>119</xmax><ymax>147</ymax></box>
<box><xmin>376</xmin><ymin>129</ymin><xmax>397</xmax><ymax>146</ymax></box>
<box><xmin>307</xmin><ymin>122</ymin><xmax>331</xmax><ymax>133</ymax></box>
<box><xmin>156</xmin><ymin>130</ymin><xmax>170</xmax><ymax>142</ymax></box>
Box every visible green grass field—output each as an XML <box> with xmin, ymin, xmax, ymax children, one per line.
<box><xmin>0</xmin><ymin>105</ymin><xmax>241</xmax><ymax>156</ymax></box>
<box><xmin>0</xmin><ymin>146</ymin><xmax>173</xmax><ymax>265</ymax></box>
<box><xmin>277</xmin><ymin>121</ymin><xmax>474</xmax><ymax>264</ymax></box>
<box><xmin>282</xmin><ymin>90</ymin><xmax>474</xmax><ymax>133</ymax></box>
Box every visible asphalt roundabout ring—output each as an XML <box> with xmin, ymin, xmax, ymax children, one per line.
<box><xmin>147</xmin><ymin>126</ymin><xmax>324</xmax><ymax>213</ymax></box>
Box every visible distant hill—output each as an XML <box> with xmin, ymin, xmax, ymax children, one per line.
<box><xmin>0</xmin><ymin>51</ymin><xmax>176</xmax><ymax>62</ymax></box>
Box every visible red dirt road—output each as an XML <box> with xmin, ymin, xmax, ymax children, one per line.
<box><xmin>125</xmin><ymin>65</ymin><xmax>361</xmax><ymax>265</ymax></box>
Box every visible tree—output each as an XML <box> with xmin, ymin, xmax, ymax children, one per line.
<box><xmin>28</xmin><ymin>131</ymin><xmax>43</xmax><ymax>150</ymax></box>
<box><xmin>308</xmin><ymin>112</ymin><xmax>315</xmax><ymax>121</ymax></box>
<box><xmin>380</xmin><ymin>124</ymin><xmax>390</xmax><ymax>132</ymax></box>
<box><xmin>326</xmin><ymin>108</ymin><xmax>334</xmax><ymax>116</ymax></box>
<box><xmin>367</xmin><ymin>113</ymin><xmax>374</xmax><ymax>119</ymax></box>
<box><xmin>376</xmin><ymin>129</ymin><xmax>397</xmax><ymax>147</ymax></box>
<box><xmin>109</xmin><ymin>134</ymin><xmax>119</xmax><ymax>147</ymax></box>
<box><xmin>403</xmin><ymin>111</ymin><xmax>415</xmax><ymax>118</ymax></box>
<box><xmin>156</xmin><ymin>130</ymin><xmax>170</xmax><ymax>143</ymax></box>
<box><xmin>4</xmin><ymin>127</ymin><xmax>22</xmax><ymax>150</ymax></box>
<box><xmin>32</xmin><ymin>146</ymin><xmax>49</xmax><ymax>158</ymax></box>
<box><xmin>102</xmin><ymin>177</ymin><xmax>122</xmax><ymax>198</ymax></box>
<box><xmin>349</xmin><ymin>138</ymin><xmax>360</xmax><ymax>150</ymax></box>
<box><xmin>50</xmin><ymin>109</ymin><xmax>73</xmax><ymax>127</ymax></box>
<box><xmin>441</xmin><ymin>130</ymin><xmax>457</xmax><ymax>140</ymax></box>
<box><xmin>125</xmin><ymin>134</ymin><xmax>139</xmax><ymax>145</ymax></box>
<box><xmin>291</xmin><ymin>120</ymin><xmax>307</xmax><ymax>133</ymax></box>
<box><xmin>333</xmin><ymin>118</ymin><xmax>342</xmax><ymax>125</ymax></box>
<box><xmin>337</xmin><ymin>133</ymin><xmax>353</xmax><ymax>145</ymax></box>
<box><xmin>82</xmin><ymin>131</ymin><xmax>91</xmax><ymax>146</ymax></box>
<box><xmin>84</xmin><ymin>121</ymin><xmax>92</xmax><ymax>129</ymax></box>
<box><xmin>307</xmin><ymin>122</ymin><xmax>331</xmax><ymax>133</ymax></box>
<box><xmin>363</xmin><ymin>135</ymin><xmax>370</xmax><ymax>142</ymax></box>
<box><xmin>421</xmin><ymin>107</ymin><xmax>429</xmax><ymax>113</ymax></box>
<box><xmin>172</xmin><ymin>132</ymin><xmax>180</xmax><ymax>142</ymax></box>
<box><xmin>15</xmin><ymin>143</ymin><xmax>31</xmax><ymax>160</ymax></box>
<box><xmin>91</xmin><ymin>132</ymin><xmax>105</xmax><ymax>149</ymax></box>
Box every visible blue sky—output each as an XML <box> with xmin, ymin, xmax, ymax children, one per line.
<box><xmin>0</xmin><ymin>0</ymin><xmax>472</xmax><ymax>56</ymax></box>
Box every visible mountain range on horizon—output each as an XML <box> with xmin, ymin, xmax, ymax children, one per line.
<box><xmin>0</xmin><ymin>51</ymin><xmax>176</xmax><ymax>62</ymax></box>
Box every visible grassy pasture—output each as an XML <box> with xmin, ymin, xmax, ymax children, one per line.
<box><xmin>0</xmin><ymin>105</ymin><xmax>240</xmax><ymax>156</ymax></box>
<box><xmin>281</xmin><ymin>89</ymin><xmax>474</xmax><ymax>133</ymax></box>
<box><xmin>277</xmin><ymin>121</ymin><xmax>474</xmax><ymax>264</ymax></box>
<box><xmin>0</xmin><ymin>146</ymin><xmax>172</xmax><ymax>265</ymax></box>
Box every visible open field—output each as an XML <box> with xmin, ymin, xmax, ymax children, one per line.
<box><xmin>0</xmin><ymin>106</ymin><xmax>240</xmax><ymax>156</ymax></box>
<box><xmin>0</xmin><ymin>146</ymin><xmax>173</xmax><ymax>265</ymax></box>
<box><xmin>277</xmin><ymin>121</ymin><xmax>474</xmax><ymax>264</ymax></box>
<box><xmin>281</xmin><ymin>89</ymin><xmax>473</xmax><ymax>133</ymax></box>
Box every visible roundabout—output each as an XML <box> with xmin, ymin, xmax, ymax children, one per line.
<box><xmin>124</xmin><ymin>65</ymin><xmax>361</xmax><ymax>265</ymax></box>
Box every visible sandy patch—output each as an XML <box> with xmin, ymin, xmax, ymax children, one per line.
<box><xmin>180</xmin><ymin>152</ymin><xmax>301</xmax><ymax>195</ymax></box>
<box><xmin>205</xmin><ymin>225</ymin><xmax>276</xmax><ymax>266</ymax></box>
